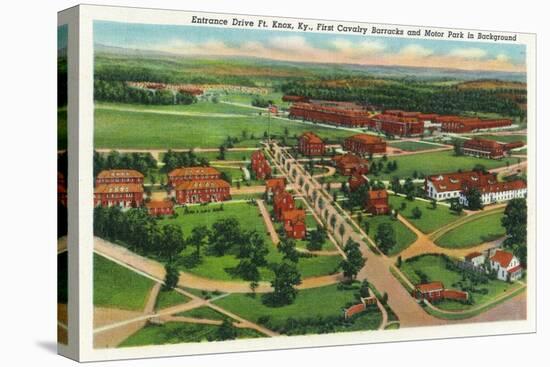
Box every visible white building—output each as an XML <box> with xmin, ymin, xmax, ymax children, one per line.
<box><xmin>464</xmin><ymin>252</ymin><xmax>486</xmax><ymax>268</ymax></box>
<box><xmin>459</xmin><ymin>180</ymin><xmax>527</xmax><ymax>206</ymax></box>
<box><xmin>490</xmin><ymin>250</ymin><xmax>523</xmax><ymax>281</ymax></box>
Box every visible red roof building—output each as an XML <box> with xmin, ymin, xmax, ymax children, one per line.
<box><xmin>273</xmin><ymin>191</ymin><xmax>295</xmax><ymax>220</ymax></box>
<box><xmin>332</xmin><ymin>153</ymin><xmax>369</xmax><ymax>176</ymax></box>
<box><xmin>168</xmin><ymin>167</ymin><xmax>221</xmax><ymax>187</ymax></box>
<box><xmin>289</xmin><ymin>100</ymin><xmax>371</xmax><ymax>127</ymax></box>
<box><xmin>251</xmin><ymin>150</ymin><xmax>272</xmax><ymax>180</ymax></box>
<box><xmin>95</xmin><ymin>169</ymin><xmax>144</xmax><ymax>186</ymax></box>
<box><xmin>146</xmin><ymin>200</ymin><xmax>174</xmax><ymax>216</ymax></box>
<box><xmin>265</xmin><ymin>178</ymin><xmax>286</xmax><ymax>198</ymax></box>
<box><xmin>343</xmin><ymin>134</ymin><xmax>387</xmax><ymax>155</ymax></box>
<box><xmin>365</xmin><ymin>189</ymin><xmax>389</xmax><ymax>215</ymax></box>
<box><xmin>281</xmin><ymin>209</ymin><xmax>307</xmax><ymax>239</ymax></box>
<box><xmin>463</xmin><ymin>138</ymin><xmax>506</xmax><ymax>159</ymax></box>
<box><xmin>490</xmin><ymin>249</ymin><xmax>523</xmax><ymax>281</ymax></box>
<box><xmin>94</xmin><ymin>183</ymin><xmax>144</xmax><ymax>208</ymax></box>
<box><xmin>413</xmin><ymin>282</ymin><xmax>445</xmax><ymax>301</ymax></box>
<box><xmin>437</xmin><ymin>116</ymin><xmax>512</xmax><ymax>133</ymax></box>
<box><xmin>298</xmin><ymin>132</ymin><xmax>325</xmax><ymax>156</ymax></box>
<box><xmin>367</xmin><ymin>114</ymin><xmax>425</xmax><ymax>137</ymax></box>
<box><xmin>174</xmin><ymin>179</ymin><xmax>231</xmax><ymax>204</ymax></box>
<box><xmin>349</xmin><ymin>173</ymin><xmax>368</xmax><ymax>192</ymax></box>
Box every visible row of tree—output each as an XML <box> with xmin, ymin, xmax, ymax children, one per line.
<box><xmin>161</xmin><ymin>150</ymin><xmax>209</xmax><ymax>173</ymax></box>
<box><xmin>93</xmin><ymin>150</ymin><xmax>157</xmax><ymax>177</ymax></box>
<box><xmin>94</xmin><ymin>80</ymin><xmax>197</xmax><ymax>105</ymax></box>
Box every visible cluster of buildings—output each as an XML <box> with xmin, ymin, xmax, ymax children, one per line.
<box><xmin>250</xmin><ymin>150</ymin><xmax>272</xmax><ymax>179</ymax></box>
<box><xmin>93</xmin><ymin>166</ymin><xmax>232</xmax><ymax>216</ymax></box>
<box><xmin>425</xmin><ymin>170</ymin><xmax>527</xmax><ymax>206</ymax></box>
<box><xmin>462</xmin><ymin>249</ymin><xmax>523</xmax><ymax>281</ymax></box>
<box><xmin>285</xmin><ymin>96</ymin><xmax>514</xmax><ymax>136</ymax></box>
<box><xmin>462</xmin><ymin>137</ymin><xmax>525</xmax><ymax>159</ymax></box>
<box><xmin>267</xmin><ymin>178</ymin><xmax>306</xmax><ymax>239</ymax></box>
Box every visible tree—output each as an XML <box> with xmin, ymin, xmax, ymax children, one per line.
<box><xmin>464</xmin><ymin>188</ymin><xmax>483</xmax><ymax>210</ymax></box>
<box><xmin>307</xmin><ymin>225</ymin><xmax>327</xmax><ymax>251</ymax></box>
<box><xmin>161</xmin><ymin>224</ymin><xmax>185</xmax><ymax>261</ymax></box>
<box><xmin>502</xmin><ymin>198</ymin><xmax>528</xmax><ymax>266</ymax></box>
<box><xmin>412</xmin><ymin>206</ymin><xmax>422</xmax><ymax>219</ymax></box>
<box><xmin>238</xmin><ymin>231</ymin><xmax>269</xmax><ymax>267</ymax></box>
<box><xmin>453</xmin><ymin>139</ymin><xmax>463</xmax><ymax>156</ymax></box>
<box><xmin>396</xmin><ymin>255</ymin><xmax>402</xmax><ymax>268</ymax></box>
<box><xmin>375</xmin><ymin>223</ymin><xmax>396</xmax><ymax>254</ymax></box>
<box><xmin>216</xmin><ymin>319</ymin><xmax>237</xmax><ymax>341</ymax></box>
<box><xmin>268</xmin><ymin>262</ymin><xmax>302</xmax><ymax>306</ymax></box>
<box><xmin>430</xmin><ymin>199</ymin><xmax>437</xmax><ymax>209</ymax></box>
<box><xmin>403</xmin><ymin>178</ymin><xmax>415</xmax><ymax>200</ymax></box>
<box><xmin>359</xmin><ymin>279</ymin><xmax>370</xmax><ymax>298</ymax></box>
<box><xmin>209</xmin><ymin>218</ymin><xmax>242</xmax><ymax>256</ymax></box>
<box><xmin>340</xmin><ymin>239</ymin><xmax>365</xmax><ymax>281</ymax></box>
<box><xmin>278</xmin><ymin>238</ymin><xmax>299</xmax><ymax>263</ymax></box>
<box><xmin>450</xmin><ymin>199</ymin><xmax>463</xmax><ymax>215</ymax></box>
<box><xmin>163</xmin><ymin>262</ymin><xmax>179</xmax><ymax>290</ymax></box>
<box><xmin>363</xmin><ymin>221</ymin><xmax>370</xmax><ymax>235</ymax></box>
<box><xmin>189</xmin><ymin>225</ymin><xmax>209</xmax><ymax>257</ymax></box>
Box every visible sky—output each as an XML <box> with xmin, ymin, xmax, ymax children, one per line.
<box><xmin>94</xmin><ymin>21</ymin><xmax>526</xmax><ymax>73</ymax></box>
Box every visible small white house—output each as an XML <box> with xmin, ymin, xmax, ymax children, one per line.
<box><xmin>464</xmin><ymin>252</ymin><xmax>486</xmax><ymax>268</ymax></box>
<box><xmin>490</xmin><ymin>250</ymin><xmax>523</xmax><ymax>281</ymax></box>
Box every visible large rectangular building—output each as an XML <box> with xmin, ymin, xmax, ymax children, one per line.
<box><xmin>367</xmin><ymin>113</ymin><xmax>425</xmax><ymax>137</ymax></box>
<box><xmin>343</xmin><ymin>134</ymin><xmax>387</xmax><ymax>155</ymax></box>
<box><xmin>332</xmin><ymin>153</ymin><xmax>369</xmax><ymax>176</ymax></box>
<box><xmin>437</xmin><ymin>116</ymin><xmax>513</xmax><ymax>133</ymax></box>
<box><xmin>298</xmin><ymin>132</ymin><xmax>325</xmax><ymax>156</ymax></box>
<box><xmin>289</xmin><ymin>100</ymin><xmax>371</xmax><ymax>127</ymax></box>
<box><xmin>463</xmin><ymin>138</ymin><xmax>506</xmax><ymax>159</ymax></box>
<box><xmin>174</xmin><ymin>179</ymin><xmax>231</xmax><ymax>204</ymax></box>
<box><xmin>95</xmin><ymin>169</ymin><xmax>144</xmax><ymax>186</ymax></box>
<box><xmin>94</xmin><ymin>183</ymin><xmax>144</xmax><ymax>208</ymax></box>
<box><xmin>168</xmin><ymin>166</ymin><xmax>221</xmax><ymax>187</ymax></box>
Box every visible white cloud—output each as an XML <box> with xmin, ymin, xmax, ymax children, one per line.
<box><xmin>399</xmin><ymin>44</ymin><xmax>434</xmax><ymax>58</ymax></box>
<box><xmin>495</xmin><ymin>53</ymin><xmax>510</xmax><ymax>62</ymax></box>
<box><xmin>449</xmin><ymin>47</ymin><xmax>487</xmax><ymax>59</ymax></box>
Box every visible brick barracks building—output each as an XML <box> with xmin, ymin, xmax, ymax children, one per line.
<box><xmin>343</xmin><ymin>134</ymin><xmax>387</xmax><ymax>155</ymax></box>
<box><xmin>174</xmin><ymin>179</ymin><xmax>231</xmax><ymax>204</ymax></box>
<box><xmin>349</xmin><ymin>172</ymin><xmax>368</xmax><ymax>192</ymax></box>
<box><xmin>463</xmin><ymin>137</ymin><xmax>524</xmax><ymax>159</ymax></box>
<box><xmin>332</xmin><ymin>153</ymin><xmax>369</xmax><ymax>176</ymax></box>
<box><xmin>251</xmin><ymin>150</ymin><xmax>272</xmax><ymax>180</ymax></box>
<box><xmin>94</xmin><ymin>183</ymin><xmax>144</xmax><ymax>208</ymax></box>
<box><xmin>282</xmin><ymin>209</ymin><xmax>307</xmax><ymax>239</ymax></box>
<box><xmin>289</xmin><ymin>100</ymin><xmax>371</xmax><ymax>127</ymax></box>
<box><xmin>95</xmin><ymin>169</ymin><xmax>144</xmax><ymax>186</ymax></box>
<box><xmin>367</xmin><ymin>112</ymin><xmax>425</xmax><ymax>137</ymax></box>
<box><xmin>436</xmin><ymin>116</ymin><xmax>512</xmax><ymax>133</ymax></box>
<box><xmin>273</xmin><ymin>191</ymin><xmax>295</xmax><ymax>220</ymax></box>
<box><xmin>265</xmin><ymin>178</ymin><xmax>286</xmax><ymax>199</ymax></box>
<box><xmin>298</xmin><ymin>132</ymin><xmax>325</xmax><ymax>156</ymax></box>
<box><xmin>365</xmin><ymin>189</ymin><xmax>389</xmax><ymax>215</ymax></box>
<box><xmin>168</xmin><ymin>166</ymin><xmax>221</xmax><ymax>187</ymax></box>
<box><xmin>146</xmin><ymin>200</ymin><xmax>174</xmax><ymax>217</ymax></box>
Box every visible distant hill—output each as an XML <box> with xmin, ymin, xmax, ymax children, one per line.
<box><xmin>94</xmin><ymin>43</ymin><xmax>526</xmax><ymax>83</ymax></box>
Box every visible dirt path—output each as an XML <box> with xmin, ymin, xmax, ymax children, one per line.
<box><xmin>465</xmin><ymin>290</ymin><xmax>527</xmax><ymax>323</ymax></box>
<box><xmin>312</xmin><ymin>165</ymin><xmax>336</xmax><ymax>178</ymax></box>
<box><xmin>256</xmin><ymin>199</ymin><xmax>280</xmax><ymax>245</ymax></box>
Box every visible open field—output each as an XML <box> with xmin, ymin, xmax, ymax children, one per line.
<box><xmin>94</xmin><ymin>106</ymin><xmax>351</xmax><ymax>149</ymax></box>
<box><xmin>401</xmin><ymin>254</ymin><xmax>523</xmax><ymax>311</ymax></box>
<box><xmin>368</xmin><ymin>150</ymin><xmax>521</xmax><ymax>180</ymax></box>
<box><xmin>119</xmin><ymin>321</ymin><xmax>264</xmax><ymax>347</ymax></box>
<box><xmin>159</xmin><ymin>203</ymin><xmax>341</xmax><ymax>281</ymax></box>
<box><xmin>214</xmin><ymin>284</ymin><xmax>381</xmax><ymax>333</ymax></box>
<box><xmin>176</xmin><ymin>306</ymin><xmax>229</xmax><ymax>321</ymax></box>
<box><xmin>388</xmin><ymin>141</ymin><xmax>444</xmax><ymax>152</ymax></box>
<box><xmin>94</xmin><ymin>253</ymin><xmax>155</xmax><ymax>311</ymax></box>
<box><xmin>436</xmin><ymin>211</ymin><xmax>505</xmax><ymax>248</ymax></box>
<box><xmin>366</xmin><ymin>215</ymin><xmax>417</xmax><ymax>256</ymax></box>
<box><xmin>388</xmin><ymin>195</ymin><xmax>464</xmax><ymax>234</ymax></box>
<box><xmin>155</xmin><ymin>290</ymin><xmax>191</xmax><ymax>310</ymax></box>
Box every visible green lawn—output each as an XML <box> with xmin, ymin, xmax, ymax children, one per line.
<box><xmin>436</xmin><ymin>211</ymin><xmax>505</xmax><ymax>248</ymax></box>
<box><xmin>214</xmin><ymin>284</ymin><xmax>379</xmax><ymax>332</ymax></box>
<box><xmin>94</xmin><ymin>254</ymin><xmax>155</xmax><ymax>311</ymax></box>
<box><xmin>196</xmin><ymin>150</ymin><xmax>254</xmax><ymax>162</ymax></box>
<box><xmin>401</xmin><ymin>254</ymin><xmax>523</xmax><ymax>311</ymax></box>
<box><xmin>96</xmin><ymin>101</ymin><xmax>256</xmax><ymax>116</ymax></box>
<box><xmin>389</xmin><ymin>141</ymin><xmax>443</xmax><ymax>152</ymax></box>
<box><xmin>159</xmin><ymin>202</ymin><xmax>342</xmax><ymax>281</ymax></box>
<box><xmin>368</xmin><ymin>150</ymin><xmax>521</xmax><ymax>181</ymax></box>
<box><xmin>155</xmin><ymin>290</ymin><xmax>191</xmax><ymax>310</ymax></box>
<box><xmin>176</xmin><ymin>306</ymin><xmax>229</xmax><ymax>321</ymax></box>
<box><xmin>366</xmin><ymin>215</ymin><xmax>417</xmax><ymax>256</ymax></box>
<box><xmin>94</xmin><ymin>106</ymin><xmax>351</xmax><ymax>149</ymax></box>
<box><xmin>119</xmin><ymin>321</ymin><xmax>264</xmax><ymax>347</ymax></box>
<box><xmin>389</xmin><ymin>195</ymin><xmax>464</xmax><ymax>234</ymax></box>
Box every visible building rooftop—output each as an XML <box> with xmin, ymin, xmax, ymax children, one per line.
<box><xmin>97</xmin><ymin>169</ymin><xmax>144</xmax><ymax>179</ymax></box>
<box><xmin>301</xmin><ymin>131</ymin><xmax>323</xmax><ymax>144</ymax></box>
<box><xmin>491</xmin><ymin>250</ymin><xmax>515</xmax><ymax>268</ymax></box>
<box><xmin>146</xmin><ymin>200</ymin><xmax>174</xmax><ymax>209</ymax></box>
<box><xmin>415</xmin><ymin>282</ymin><xmax>444</xmax><ymax>293</ymax></box>
<box><xmin>168</xmin><ymin>166</ymin><xmax>221</xmax><ymax>177</ymax></box>
<box><xmin>94</xmin><ymin>183</ymin><xmax>144</xmax><ymax>194</ymax></box>
<box><xmin>347</xmin><ymin>134</ymin><xmax>385</xmax><ymax>144</ymax></box>
<box><xmin>175</xmin><ymin>179</ymin><xmax>230</xmax><ymax>190</ymax></box>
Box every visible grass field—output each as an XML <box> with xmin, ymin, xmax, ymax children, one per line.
<box><xmin>94</xmin><ymin>254</ymin><xmax>155</xmax><ymax>311</ymax></box>
<box><xmin>155</xmin><ymin>290</ymin><xmax>190</xmax><ymax>310</ymax></box>
<box><xmin>389</xmin><ymin>195</ymin><xmax>464</xmax><ymax>234</ymax></box>
<box><xmin>401</xmin><ymin>254</ymin><xmax>523</xmax><ymax>311</ymax></box>
<box><xmin>159</xmin><ymin>202</ymin><xmax>342</xmax><ymax>281</ymax></box>
<box><xmin>176</xmin><ymin>306</ymin><xmax>229</xmax><ymax>321</ymax></box>
<box><xmin>365</xmin><ymin>215</ymin><xmax>417</xmax><ymax>256</ymax></box>
<box><xmin>368</xmin><ymin>150</ymin><xmax>521</xmax><ymax>181</ymax></box>
<box><xmin>389</xmin><ymin>141</ymin><xmax>444</xmax><ymax>152</ymax></box>
<box><xmin>214</xmin><ymin>284</ymin><xmax>379</xmax><ymax>331</ymax></box>
<box><xmin>436</xmin><ymin>211</ymin><xmax>505</xmax><ymax>248</ymax></box>
<box><xmin>94</xmin><ymin>105</ymin><xmax>351</xmax><ymax>149</ymax></box>
<box><xmin>119</xmin><ymin>321</ymin><xmax>264</xmax><ymax>347</ymax></box>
